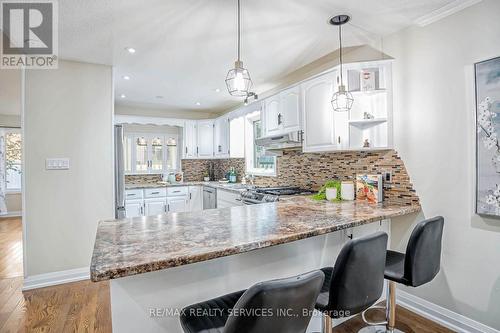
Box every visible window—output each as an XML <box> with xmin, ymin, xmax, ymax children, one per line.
<box><xmin>5</xmin><ymin>130</ymin><xmax>22</xmax><ymax>191</ymax></box>
<box><xmin>245</xmin><ymin>112</ymin><xmax>276</xmax><ymax>176</ymax></box>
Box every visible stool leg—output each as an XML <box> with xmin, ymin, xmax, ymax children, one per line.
<box><xmin>386</xmin><ymin>281</ymin><xmax>402</xmax><ymax>333</ymax></box>
<box><xmin>323</xmin><ymin>313</ymin><xmax>332</xmax><ymax>333</ymax></box>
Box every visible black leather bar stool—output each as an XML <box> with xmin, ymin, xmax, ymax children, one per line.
<box><xmin>363</xmin><ymin>216</ymin><xmax>444</xmax><ymax>333</ymax></box>
<box><xmin>315</xmin><ymin>231</ymin><xmax>389</xmax><ymax>333</ymax></box>
<box><xmin>179</xmin><ymin>270</ymin><xmax>324</xmax><ymax>333</ymax></box>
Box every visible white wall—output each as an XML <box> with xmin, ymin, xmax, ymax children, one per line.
<box><xmin>385</xmin><ymin>0</ymin><xmax>500</xmax><ymax>329</ymax></box>
<box><xmin>24</xmin><ymin>60</ymin><xmax>114</xmax><ymax>277</ymax></box>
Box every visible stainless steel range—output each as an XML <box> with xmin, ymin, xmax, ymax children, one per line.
<box><xmin>240</xmin><ymin>186</ymin><xmax>314</xmax><ymax>205</ymax></box>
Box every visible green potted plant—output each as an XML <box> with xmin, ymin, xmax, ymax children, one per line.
<box><xmin>311</xmin><ymin>180</ymin><xmax>342</xmax><ymax>202</ymax></box>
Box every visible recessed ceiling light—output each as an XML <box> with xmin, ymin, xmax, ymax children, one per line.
<box><xmin>195</xmin><ymin>102</ymin><xmax>201</xmax><ymax>106</ymax></box>
<box><xmin>120</xmin><ymin>94</ymin><xmax>126</xmax><ymax>98</ymax></box>
<box><xmin>125</xmin><ymin>47</ymin><xmax>136</xmax><ymax>54</ymax></box>
<box><xmin>155</xmin><ymin>95</ymin><xmax>164</xmax><ymax>99</ymax></box>
<box><xmin>122</xmin><ymin>75</ymin><xmax>130</xmax><ymax>80</ymax></box>
<box><xmin>214</xmin><ymin>88</ymin><xmax>221</xmax><ymax>93</ymax></box>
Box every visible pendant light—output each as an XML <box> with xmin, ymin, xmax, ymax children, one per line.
<box><xmin>330</xmin><ymin>15</ymin><xmax>354</xmax><ymax>112</ymax></box>
<box><xmin>226</xmin><ymin>0</ymin><xmax>253</xmax><ymax>97</ymax></box>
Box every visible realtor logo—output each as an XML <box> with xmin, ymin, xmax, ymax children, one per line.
<box><xmin>1</xmin><ymin>0</ymin><xmax>58</xmax><ymax>68</ymax></box>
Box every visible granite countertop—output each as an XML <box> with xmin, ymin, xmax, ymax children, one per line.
<box><xmin>90</xmin><ymin>196</ymin><xmax>420</xmax><ymax>282</ymax></box>
<box><xmin>125</xmin><ymin>181</ymin><xmax>250</xmax><ymax>193</ymax></box>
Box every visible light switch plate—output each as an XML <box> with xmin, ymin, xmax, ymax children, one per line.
<box><xmin>46</xmin><ymin>158</ymin><xmax>70</xmax><ymax>170</ymax></box>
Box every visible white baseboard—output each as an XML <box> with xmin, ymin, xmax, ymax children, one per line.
<box><xmin>1</xmin><ymin>210</ymin><xmax>22</xmax><ymax>217</ymax></box>
<box><xmin>397</xmin><ymin>289</ymin><xmax>499</xmax><ymax>333</ymax></box>
<box><xmin>22</xmin><ymin>267</ymin><xmax>89</xmax><ymax>291</ymax></box>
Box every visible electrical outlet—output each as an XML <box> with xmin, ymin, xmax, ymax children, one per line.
<box><xmin>383</xmin><ymin>171</ymin><xmax>392</xmax><ymax>183</ymax></box>
<box><xmin>46</xmin><ymin>158</ymin><xmax>70</xmax><ymax>170</ymax></box>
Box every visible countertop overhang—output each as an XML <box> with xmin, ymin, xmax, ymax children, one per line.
<box><xmin>90</xmin><ymin>197</ymin><xmax>420</xmax><ymax>282</ymax></box>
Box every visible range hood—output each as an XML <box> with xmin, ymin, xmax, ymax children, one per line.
<box><xmin>255</xmin><ymin>131</ymin><xmax>303</xmax><ymax>153</ymax></box>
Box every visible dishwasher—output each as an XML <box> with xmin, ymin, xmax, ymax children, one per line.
<box><xmin>203</xmin><ymin>186</ymin><xmax>216</xmax><ymax>209</ymax></box>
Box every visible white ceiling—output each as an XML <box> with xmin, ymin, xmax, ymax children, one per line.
<box><xmin>8</xmin><ymin>0</ymin><xmax>477</xmax><ymax>115</ymax></box>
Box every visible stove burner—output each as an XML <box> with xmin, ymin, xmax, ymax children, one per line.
<box><xmin>256</xmin><ymin>186</ymin><xmax>314</xmax><ymax>196</ymax></box>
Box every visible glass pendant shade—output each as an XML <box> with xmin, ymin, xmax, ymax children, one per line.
<box><xmin>226</xmin><ymin>60</ymin><xmax>252</xmax><ymax>97</ymax></box>
<box><xmin>331</xmin><ymin>85</ymin><xmax>354</xmax><ymax>112</ymax></box>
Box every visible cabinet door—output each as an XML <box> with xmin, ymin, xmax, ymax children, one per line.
<box><xmin>281</xmin><ymin>86</ymin><xmax>301</xmax><ymax>132</ymax></box>
<box><xmin>150</xmin><ymin>136</ymin><xmax>165</xmax><ymax>173</ymax></box>
<box><xmin>263</xmin><ymin>94</ymin><xmax>281</xmax><ymax>136</ymax></box>
<box><xmin>144</xmin><ymin>199</ymin><xmax>166</xmax><ymax>216</ymax></box>
<box><xmin>134</xmin><ymin>135</ymin><xmax>149</xmax><ymax>173</ymax></box>
<box><xmin>302</xmin><ymin>72</ymin><xmax>337</xmax><ymax>152</ymax></box>
<box><xmin>125</xmin><ymin>200</ymin><xmax>143</xmax><ymax>218</ymax></box>
<box><xmin>197</xmin><ymin>120</ymin><xmax>214</xmax><ymax>158</ymax></box>
<box><xmin>188</xmin><ymin>186</ymin><xmax>203</xmax><ymax>212</ymax></box>
<box><xmin>167</xmin><ymin>196</ymin><xmax>188</xmax><ymax>213</ymax></box>
<box><xmin>214</xmin><ymin>116</ymin><xmax>229</xmax><ymax>158</ymax></box>
<box><xmin>183</xmin><ymin>121</ymin><xmax>197</xmax><ymax>158</ymax></box>
<box><xmin>123</xmin><ymin>134</ymin><xmax>133</xmax><ymax>174</ymax></box>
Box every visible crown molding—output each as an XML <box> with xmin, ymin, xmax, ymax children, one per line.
<box><xmin>414</xmin><ymin>0</ymin><xmax>482</xmax><ymax>27</ymax></box>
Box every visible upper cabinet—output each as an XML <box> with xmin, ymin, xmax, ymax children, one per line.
<box><xmin>301</xmin><ymin>60</ymin><xmax>393</xmax><ymax>152</ymax></box>
<box><xmin>214</xmin><ymin>115</ymin><xmax>230</xmax><ymax>158</ymax></box>
<box><xmin>197</xmin><ymin>120</ymin><xmax>214</xmax><ymax>158</ymax></box>
<box><xmin>183</xmin><ymin>116</ymin><xmax>230</xmax><ymax>159</ymax></box>
<box><xmin>183</xmin><ymin>121</ymin><xmax>197</xmax><ymax>158</ymax></box>
<box><xmin>262</xmin><ymin>85</ymin><xmax>301</xmax><ymax>137</ymax></box>
<box><xmin>301</xmin><ymin>71</ymin><xmax>338</xmax><ymax>152</ymax></box>
<box><xmin>124</xmin><ymin>133</ymin><xmax>179</xmax><ymax>174</ymax></box>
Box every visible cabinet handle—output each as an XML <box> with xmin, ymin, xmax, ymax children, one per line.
<box><xmin>189</xmin><ymin>193</ymin><xmax>192</xmax><ymax>200</ymax></box>
<box><xmin>218</xmin><ymin>145</ymin><xmax>222</xmax><ymax>152</ymax></box>
<box><xmin>277</xmin><ymin>113</ymin><xmax>282</xmax><ymax>125</ymax></box>
<box><xmin>140</xmin><ymin>205</ymin><xmax>144</xmax><ymax>215</ymax></box>
<box><xmin>185</xmin><ymin>147</ymin><xmax>188</xmax><ymax>154</ymax></box>
<box><xmin>196</xmin><ymin>147</ymin><xmax>199</xmax><ymax>154</ymax></box>
<box><xmin>164</xmin><ymin>205</ymin><xmax>167</xmax><ymax>212</ymax></box>
<box><xmin>151</xmin><ymin>191</ymin><xmax>160</xmax><ymax>194</ymax></box>
<box><xmin>167</xmin><ymin>204</ymin><xmax>170</xmax><ymax>211</ymax></box>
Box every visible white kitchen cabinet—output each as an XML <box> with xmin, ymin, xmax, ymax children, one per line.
<box><xmin>280</xmin><ymin>86</ymin><xmax>301</xmax><ymax>132</ymax></box>
<box><xmin>217</xmin><ymin>189</ymin><xmax>243</xmax><ymax>208</ymax></box>
<box><xmin>144</xmin><ymin>198</ymin><xmax>166</xmax><ymax>216</ymax></box>
<box><xmin>262</xmin><ymin>86</ymin><xmax>301</xmax><ymax>137</ymax></box>
<box><xmin>301</xmin><ymin>71</ymin><xmax>338</xmax><ymax>152</ymax></box>
<box><xmin>214</xmin><ymin>116</ymin><xmax>230</xmax><ymax>158</ymax></box>
<box><xmin>125</xmin><ymin>199</ymin><xmax>144</xmax><ymax>218</ymax></box>
<box><xmin>263</xmin><ymin>94</ymin><xmax>281</xmax><ymax>136</ymax></box>
<box><xmin>183</xmin><ymin>121</ymin><xmax>197</xmax><ymax>158</ymax></box>
<box><xmin>188</xmin><ymin>186</ymin><xmax>203</xmax><ymax>211</ymax></box>
<box><xmin>167</xmin><ymin>196</ymin><xmax>188</xmax><ymax>212</ymax></box>
<box><xmin>197</xmin><ymin>120</ymin><xmax>214</xmax><ymax>158</ymax></box>
<box><xmin>124</xmin><ymin>133</ymin><xmax>179</xmax><ymax>174</ymax></box>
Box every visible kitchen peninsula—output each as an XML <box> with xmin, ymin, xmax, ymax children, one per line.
<box><xmin>90</xmin><ymin>196</ymin><xmax>420</xmax><ymax>332</ymax></box>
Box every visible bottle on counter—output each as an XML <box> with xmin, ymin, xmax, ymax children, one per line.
<box><xmin>229</xmin><ymin>167</ymin><xmax>237</xmax><ymax>183</ymax></box>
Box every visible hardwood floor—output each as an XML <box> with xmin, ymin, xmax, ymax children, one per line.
<box><xmin>0</xmin><ymin>217</ymin><xmax>453</xmax><ymax>333</ymax></box>
<box><xmin>0</xmin><ymin>217</ymin><xmax>23</xmax><ymax>278</ymax></box>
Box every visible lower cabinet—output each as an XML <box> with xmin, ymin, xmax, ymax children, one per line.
<box><xmin>167</xmin><ymin>196</ymin><xmax>188</xmax><ymax>213</ymax></box>
<box><xmin>145</xmin><ymin>198</ymin><xmax>167</xmax><ymax>216</ymax></box>
<box><xmin>125</xmin><ymin>186</ymin><xmax>200</xmax><ymax>217</ymax></box>
<box><xmin>125</xmin><ymin>199</ymin><xmax>144</xmax><ymax>218</ymax></box>
<box><xmin>216</xmin><ymin>189</ymin><xmax>243</xmax><ymax>208</ymax></box>
<box><xmin>188</xmin><ymin>186</ymin><xmax>203</xmax><ymax>211</ymax></box>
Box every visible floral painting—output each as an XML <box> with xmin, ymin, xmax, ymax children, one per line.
<box><xmin>476</xmin><ymin>57</ymin><xmax>500</xmax><ymax>217</ymax></box>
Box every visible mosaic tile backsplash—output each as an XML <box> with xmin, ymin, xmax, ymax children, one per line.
<box><xmin>181</xmin><ymin>149</ymin><xmax>419</xmax><ymax>206</ymax></box>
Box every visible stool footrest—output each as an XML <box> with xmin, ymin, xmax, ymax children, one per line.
<box><xmin>361</xmin><ymin>306</ymin><xmax>388</xmax><ymax>326</ymax></box>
